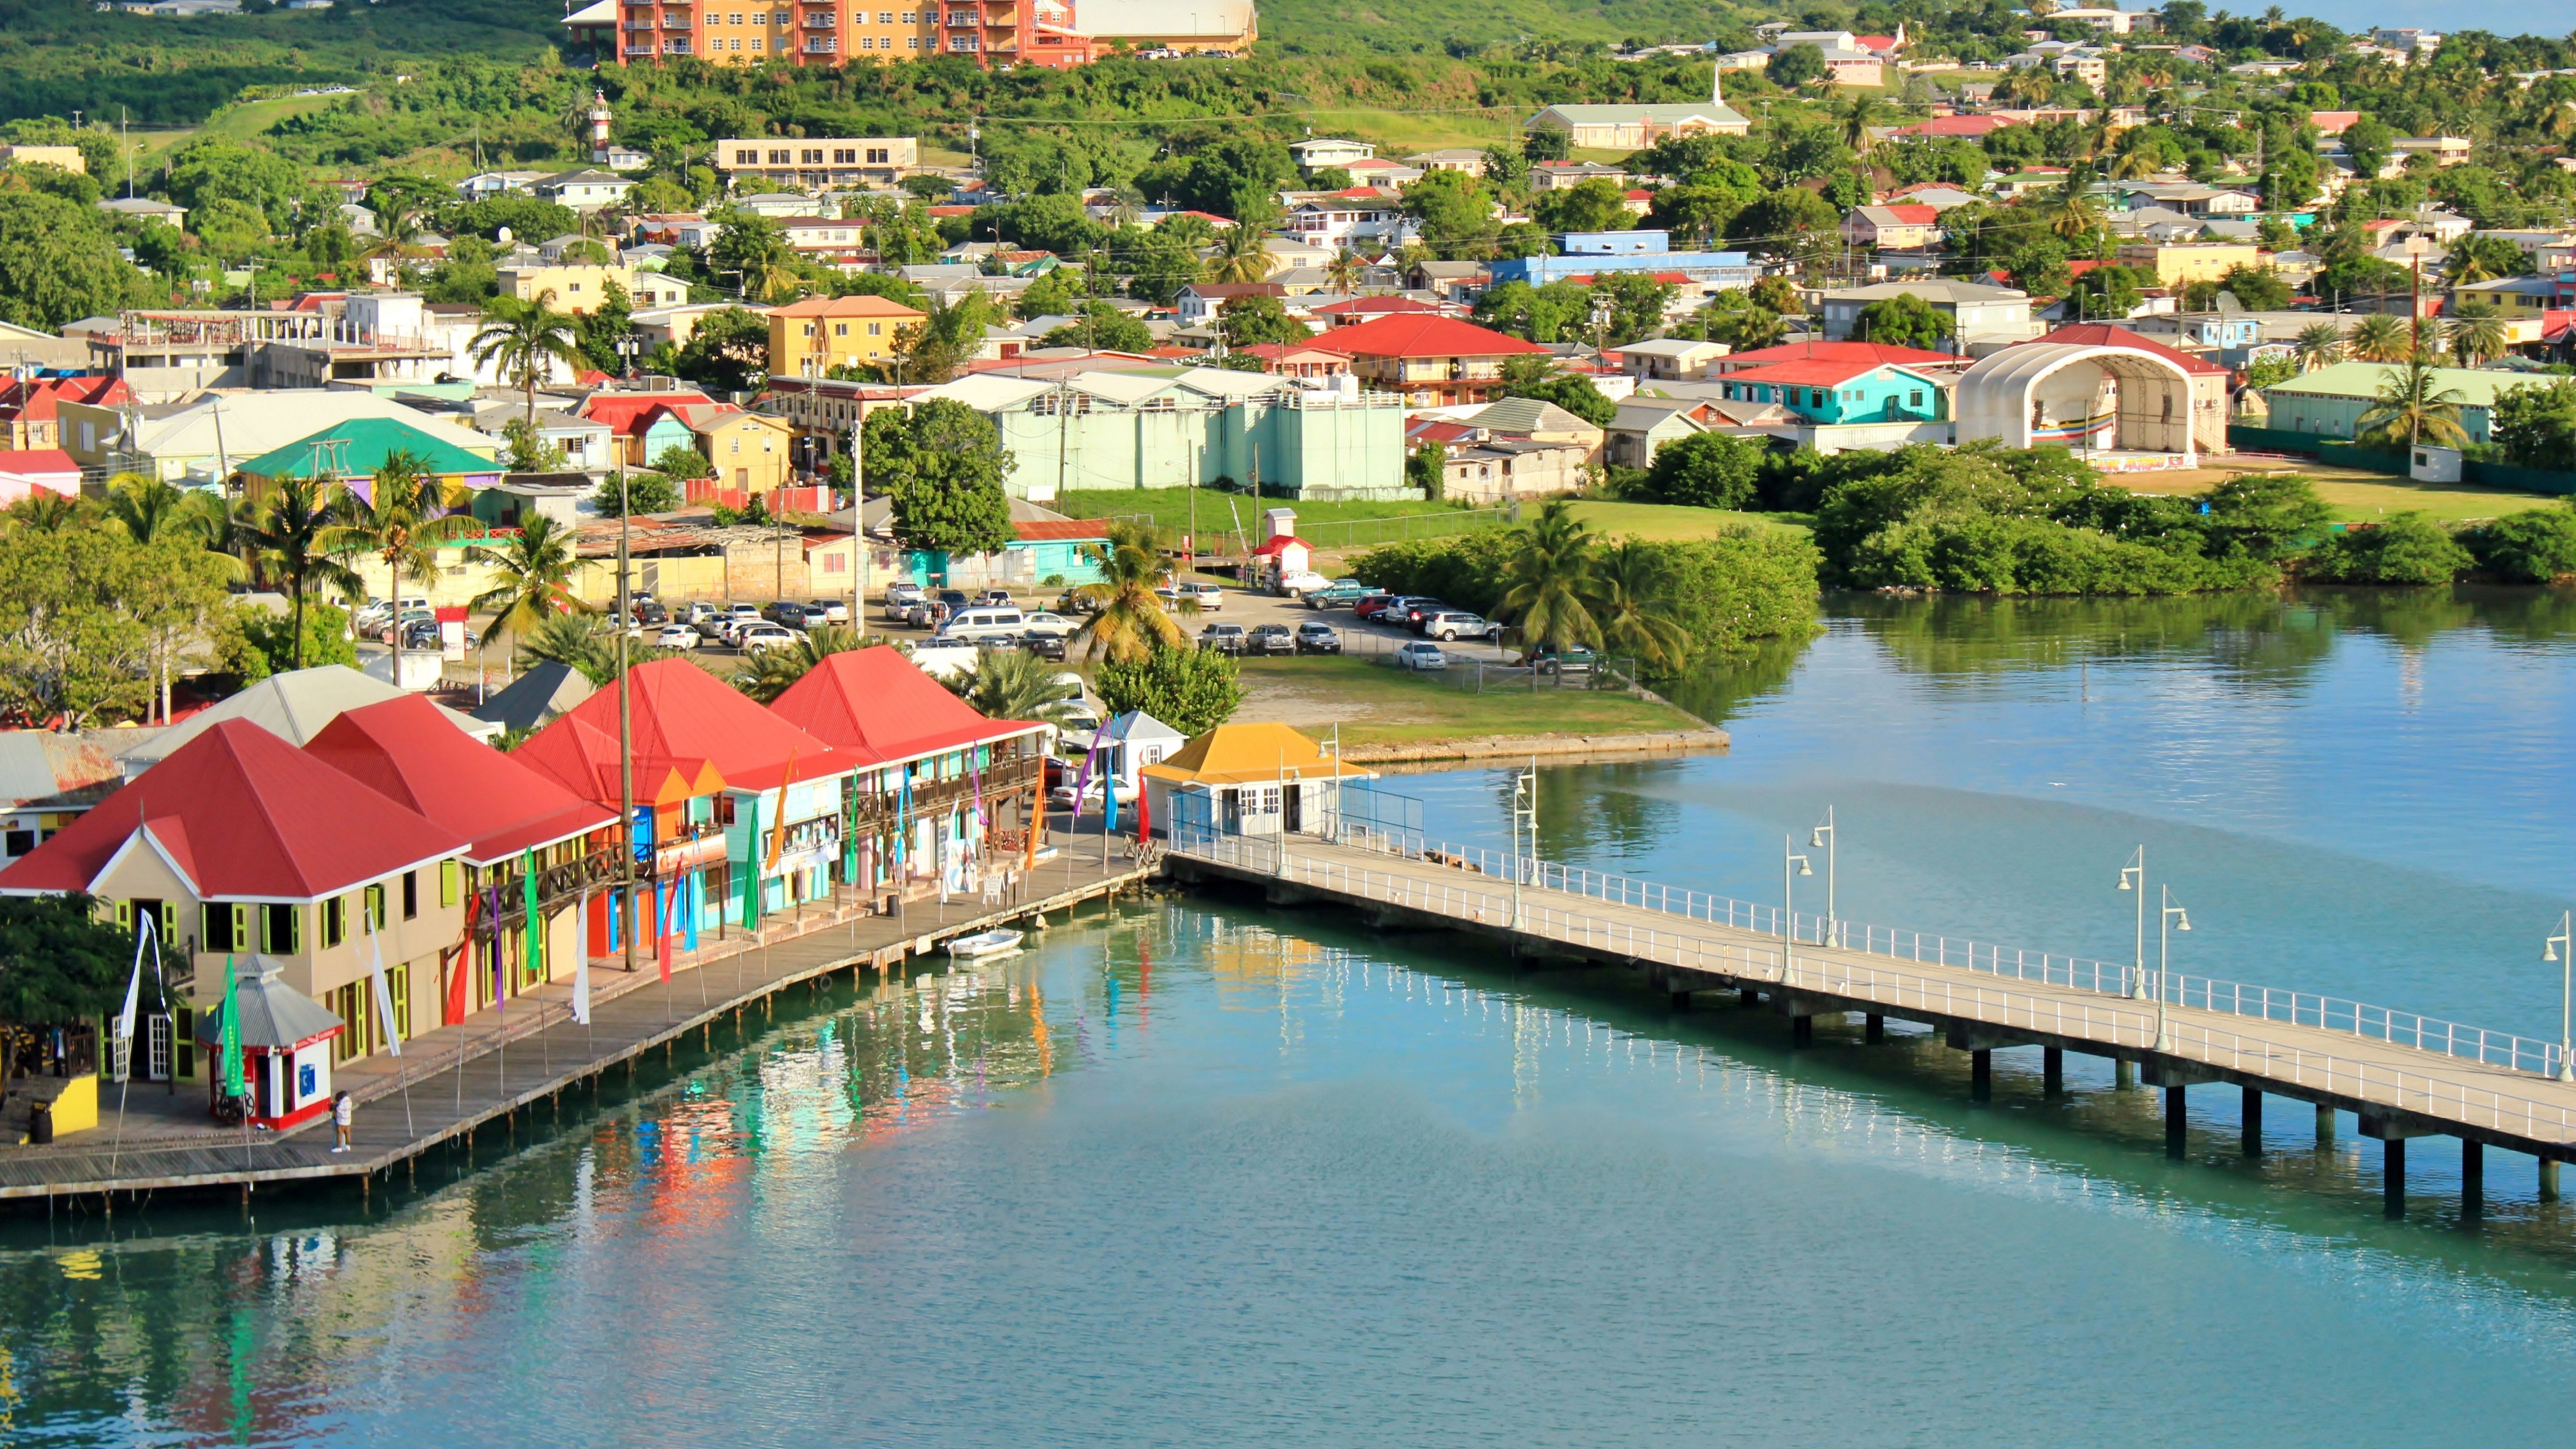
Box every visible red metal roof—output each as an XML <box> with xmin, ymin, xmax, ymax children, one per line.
<box><xmin>1321</xmin><ymin>313</ymin><xmax>1546</xmax><ymax>360</ymax></box>
<box><xmin>1012</xmin><ymin>518</ymin><xmax>1111</xmax><ymax>542</ymax></box>
<box><xmin>1727</xmin><ymin>359</ymin><xmax>1921</xmax><ymax>387</ymax></box>
<box><xmin>0</xmin><ymin>719</ymin><xmax>466</xmax><ymax>901</ymax></box>
<box><xmin>1310</xmin><ymin>296</ymin><xmax>1439</xmax><ymax>316</ymax></box>
<box><xmin>520</xmin><ymin>657</ymin><xmax>849</xmax><ymax>802</ymax></box>
<box><xmin>0</xmin><ymin>375</ymin><xmax>127</xmax><ymax>423</ymax></box>
<box><xmin>304</xmin><ymin>696</ymin><xmax>616</xmax><ymax>866</ymax></box>
<box><xmin>1248</xmin><ymin>534</ymin><xmax>1313</xmax><ymax>557</ymax></box>
<box><xmin>768</xmin><ymin>647</ymin><xmax>1042</xmax><ymax>768</ymax></box>
<box><xmin>1241</xmin><ymin>341</ymin><xmax>1351</xmax><ymax>359</ymax></box>
<box><xmin>2033</xmin><ymin>324</ymin><xmax>2232</xmax><ymax>375</ymax></box>
<box><xmin>582</xmin><ymin>390</ymin><xmax>716</xmax><ymax>436</ymax></box>
<box><xmin>0</xmin><ymin>449</ymin><xmax>79</xmax><ymax>475</ymax></box>
<box><xmin>1716</xmin><ymin>341</ymin><xmax>1964</xmax><ymax>371</ymax></box>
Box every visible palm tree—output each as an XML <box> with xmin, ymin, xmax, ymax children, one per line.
<box><xmin>466</xmin><ymin>513</ymin><xmax>587</xmax><ymax>648</ymax></box>
<box><xmin>2346</xmin><ymin>313</ymin><xmax>2412</xmax><ymax>363</ymax></box>
<box><xmin>1495</xmin><ymin>501</ymin><xmax>1600</xmax><ymax>654</ymax></box>
<box><xmin>1325</xmin><ymin>247</ymin><xmax>1364</xmax><ymax>296</ymax></box>
<box><xmin>1072</xmin><ymin>521</ymin><xmax>1187</xmax><ymax>663</ymax></box>
<box><xmin>470</xmin><ymin>290</ymin><xmax>583</xmax><ymax>426</ymax></box>
<box><xmin>99</xmin><ymin>473</ymin><xmax>234</xmax><ymax>552</ymax></box>
<box><xmin>1208</xmin><ymin>221</ymin><xmax>1275</xmax><ymax>286</ymax></box>
<box><xmin>2109</xmin><ymin>147</ymin><xmax>2161</xmax><ymax>180</ymax></box>
<box><xmin>333</xmin><ymin>448</ymin><xmax>478</xmax><ymax>688</ymax></box>
<box><xmin>1587</xmin><ymin>540</ymin><xmax>1689</xmax><ymax>673</ymax></box>
<box><xmin>2292</xmin><ymin>321</ymin><xmax>2344</xmax><ymax>371</ymax></box>
<box><xmin>517</xmin><ymin>612</ymin><xmax>620</xmax><ymax>686</ymax></box>
<box><xmin>2047</xmin><ymin>174</ymin><xmax>2103</xmax><ymax>245</ymax></box>
<box><xmin>1835</xmin><ymin>93</ymin><xmax>1887</xmax><ymax>156</ymax></box>
<box><xmin>3</xmin><ymin>490</ymin><xmax>86</xmax><ymax>532</ymax></box>
<box><xmin>2445</xmin><ymin>302</ymin><xmax>2507</xmax><ymax>368</ymax></box>
<box><xmin>233</xmin><ymin>474</ymin><xmax>369</xmax><ymax>672</ymax></box>
<box><xmin>2356</xmin><ymin>357</ymin><xmax>2469</xmax><ymax>448</ymax></box>
<box><xmin>730</xmin><ymin>625</ymin><xmax>871</xmax><ymax>703</ymax></box>
<box><xmin>945</xmin><ymin>647</ymin><xmax>1081</xmax><ymax>722</ymax></box>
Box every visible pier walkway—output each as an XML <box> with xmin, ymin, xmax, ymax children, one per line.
<box><xmin>0</xmin><ymin>832</ymin><xmax>1157</xmax><ymax>1205</ymax></box>
<box><xmin>1170</xmin><ymin>828</ymin><xmax>2576</xmax><ymax>1212</ymax></box>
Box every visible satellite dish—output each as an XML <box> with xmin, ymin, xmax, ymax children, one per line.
<box><xmin>496</xmin><ymin>225</ymin><xmax>514</xmax><ymax>244</ymax></box>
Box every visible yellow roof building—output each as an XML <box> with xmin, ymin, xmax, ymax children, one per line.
<box><xmin>1140</xmin><ymin>722</ymin><xmax>1377</xmax><ymax>789</ymax></box>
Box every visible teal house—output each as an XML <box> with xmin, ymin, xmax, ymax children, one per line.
<box><xmin>237</xmin><ymin>416</ymin><xmax>503</xmax><ymax>504</ymax></box>
<box><xmin>1717</xmin><ymin>360</ymin><xmax>1953</xmax><ymax>425</ymax></box>
<box><xmin>854</xmin><ymin>496</ymin><xmax>1111</xmax><ymax>589</ymax></box>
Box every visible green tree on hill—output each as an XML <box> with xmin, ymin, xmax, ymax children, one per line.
<box><xmin>866</xmin><ymin>399</ymin><xmax>1015</xmax><ymax>559</ymax></box>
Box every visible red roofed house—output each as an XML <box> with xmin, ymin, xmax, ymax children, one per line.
<box><xmin>1840</xmin><ymin>204</ymin><xmax>1944</xmax><ymax>251</ymax></box>
<box><xmin>306</xmin><ymin>695</ymin><xmax>619</xmax><ymax>1027</ymax></box>
<box><xmin>0</xmin><ymin>449</ymin><xmax>82</xmax><ymax>506</ymax></box>
<box><xmin>0</xmin><ymin>720</ymin><xmax>473</xmax><ymax>1124</ymax></box>
<box><xmin>1237</xmin><ymin>341</ymin><xmax>1352</xmax><ymax>378</ymax></box>
<box><xmin>768</xmin><ymin>646</ymin><xmax>1053</xmax><ymax>896</ymax></box>
<box><xmin>1308</xmin><ymin>295</ymin><xmax>1444</xmax><ymax>329</ymax></box>
<box><xmin>580</xmin><ymin>387</ymin><xmax>718</xmax><ymax>469</ymax></box>
<box><xmin>1321</xmin><ymin>313</ymin><xmax>1549</xmax><ymax>406</ymax></box>
<box><xmin>1711</xmin><ymin>340</ymin><xmax>1972</xmax><ymax>376</ymax></box>
<box><xmin>517</xmin><ymin>658</ymin><xmax>853</xmax><ymax>943</ymax></box>
<box><xmin>0</xmin><ymin>375</ymin><xmax>128</xmax><ymax>451</ymax></box>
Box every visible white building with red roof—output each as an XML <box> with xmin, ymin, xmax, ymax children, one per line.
<box><xmin>0</xmin><ymin>719</ymin><xmax>475</xmax><ymax>1119</ymax></box>
<box><xmin>1321</xmin><ymin>313</ymin><xmax>1548</xmax><ymax>407</ymax></box>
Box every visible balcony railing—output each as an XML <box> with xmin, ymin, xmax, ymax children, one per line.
<box><xmin>660</xmin><ymin>14</ymin><xmax>690</xmax><ymax>25</ymax></box>
<box><xmin>804</xmin><ymin>36</ymin><xmax>837</xmax><ymax>49</ymax></box>
<box><xmin>804</xmin><ymin>11</ymin><xmax>834</xmax><ymax>22</ymax></box>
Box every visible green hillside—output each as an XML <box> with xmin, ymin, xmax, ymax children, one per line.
<box><xmin>1259</xmin><ymin>0</ymin><xmax>1744</xmax><ymax>54</ymax></box>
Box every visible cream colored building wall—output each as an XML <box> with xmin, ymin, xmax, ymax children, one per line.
<box><xmin>498</xmin><ymin>265</ymin><xmax>636</xmax><ymax>315</ymax></box>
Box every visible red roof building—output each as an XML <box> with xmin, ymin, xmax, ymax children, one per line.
<box><xmin>1711</xmin><ymin>340</ymin><xmax>1971</xmax><ymax>375</ymax></box>
<box><xmin>0</xmin><ymin>448</ymin><xmax>82</xmax><ymax>505</ymax></box>
<box><xmin>1318</xmin><ymin>313</ymin><xmax>1548</xmax><ymax>407</ymax></box>
<box><xmin>0</xmin><ymin>719</ymin><xmax>473</xmax><ymax>1075</ymax></box>
<box><xmin>0</xmin><ymin>375</ymin><xmax>128</xmax><ymax>452</ymax></box>
<box><xmin>767</xmin><ymin>647</ymin><xmax>1054</xmax><ymax>882</ymax></box>
<box><xmin>1238</xmin><ymin>341</ymin><xmax>1352</xmax><ymax>378</ymax></box>
<box><xmin>520</xmin><ymin>658</ymin><xmax>847</xmax><ymax>803</ymax></box>
<box><xmin>1309</xmin><ymin>296</ymin><xmax>1444</xmax><ymax>328</ymax></box>
<box><xmin>305</xmin><ymin>696</ymin><xmax>616</xmax><ymax>866</ymax></box>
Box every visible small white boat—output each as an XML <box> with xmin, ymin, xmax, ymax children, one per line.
<box><xmin>945</xmin><ymin>929</ymin><xmax>1025</xmax><ymax>959</ymax></box>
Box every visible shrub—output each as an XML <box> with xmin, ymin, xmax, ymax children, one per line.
<box><xmin>1640</xmin><ymin>431</ymin><xmax>1765</xmax><ymax>509</ymax></box>
<box><xmin>2302</xmin><ymin>513</ymin><xmax>2470</xmax><ymax>585</ymax></box>
<box><xmin>1095</xmin><ymin>645</ymin><xmax>1243</xmax><ymax>735</ymax></box>
<box><xmin>2461</xmin><ymin>506</ymin><xmax>2576</xmax><ymax>583</ymax></box>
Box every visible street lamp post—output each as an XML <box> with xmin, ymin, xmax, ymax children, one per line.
<box><xmin>1808</xmin><ymin>806</ymin><xmax>1837</xmax><ymax>948</ymax></box>
<box><xmin>2117</xmin><ymin>846</ymin><xmax>2146</xmax><ymax>1001</ymax></box>
<box><xmin>2546</xmin><ymin>911</ymin><xmax>2574</xmax><ymax>1082</ymax></box>
<box><xmin>1510</xmin><ymin>763</ymin><xmax>1537</xmax><ymax>931</ymax></box>
<box><xmin>2157</xmin><ymin>886</ymin><xmax>2191</xmax><ymax>1053</ymax></box>
<box><xmin>1782</xmin><ymin>836</ymin><xmax>1812</xmax><ymax>984</ymax></box>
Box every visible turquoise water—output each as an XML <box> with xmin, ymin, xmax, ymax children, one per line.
<box><xmin>13</xmin><ymin>588</ymin><xmax>2576</xmax><ymax>1446</ymax></box>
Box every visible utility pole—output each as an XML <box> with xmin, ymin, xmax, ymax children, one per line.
<box><xmin>617</xmin><ymin>470</ymin><xmax>636</xmax><ymax>976</ymax></box>
<box><xmin>849</xmin><ymin>403</ymin><xmax>866</xmax><ymax>632</ymax></box>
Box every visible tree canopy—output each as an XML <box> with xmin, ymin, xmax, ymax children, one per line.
<box><xmin>866</xmin><ymin>399</ymin><xmax>1017</xmax><ymax>557</ymax></box>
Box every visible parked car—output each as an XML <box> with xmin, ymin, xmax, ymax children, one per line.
<box><xmin>807</xmin><ymin>598</ymin><xmax>850</xmax><ymax>625</ymax></box>
<box><xmin>1187</xmin><ymin>582</ymin><xmax>1223</xmax><ymax>610</ymax></box>
<box><xmin>1198</xmin><ymin>623</ymin><xmax>1247</xmax><ymax>655</ymax></box>
<box><xmin>1049</xmin><ymin>777</ymin><xmax>1140</xmax><ymax>812</ymax></box>
<box><xmin>654</xmin><ymin>624</ymin><xmax>702</xmax><ymax>651</ymax></box>
<box><xmin>1017</xmin><ymin>610</ymin><xmax>1077</xmax><ymax>639</ymax></box>
<box><xmin>721</xmin><ymin>602</ymin><xmax>763</xmax><ymax>634</ymax></box>
<box><xmin>352</xmin><ymin>598</ymin><xmax>394</xmax><ymax>632</ymax></box>
<box><xmin>379</xmin><ymin>608</ymin><xmax>434</xmax><ymax>643</ymax></box>
<box><xmin>978</xmin><ymin>589</ymin><xmax>1015</xmax><ymax>608</ymax></box>
<box><xmin>1277</xmin><ymin>569</ymin><xmax>1331</xmax><ymax>596</ymax></box>
<box><xmin>1522</xmin><ymin>645</ymin><xmax>1599</xmax><ymax>675</ymax></box>
<box><xmin>934</xmin><ymin>606</ymin><xmax>1027</xmax><ymax>644</ymax></box>
<box><xmin>737</xmin><ymin>624</ymin><xmax>799</xmax><ymax>652</ymax></box>
<box><xmin>1294</xmin><ymin>621</ymin><xmax>1343</xmax><ymax>654</ymax></box>
<box><xmin>1303</xmin><ymin>581</ymin><xmax>1372</xmax><ymax>610</ymax></box>
<box><xmin>631</xmin><ymin>600</ymin><xmax>669</xmax><ymax>626</ymax></box>
<box><xmin>681</xmin><ymin>601</ymin><xmax>721</xmax><ymax>625</ymax></box>
<box><xmin>1056</xmin><ymin>588</ymin><xmax>1101</xmax><ymax>615</ymax></box>
<box><xmin>1152</xmin><ymin>584</ymin><xmax>1188</xmax><ymax>611</ymax></box>
<box><xmin>1423</xmin><ymin>611</ymin><xmax>1500</xmax><ymax>642</ymax></box>
<box><xmin>1020</xmin><ymin>631</ymin><xmax>1068</xmax><ymax>661</ymax></box>
<box><xmin>936</xmin><ymin>589</ymin><xmax>973</xmax><ymax>614</ymax></box>
<box><xmin>398</xmin><ymin>620</ymin><xmax>441</xmax><ymax>651</ymax></box>
<box><xmin>1353</xmin><ymin>592</ymin><xmax>1399</xmax><ymax>622</ymax></box>
<box><xmin>1246</xmin><ymin>624</ymin><xmax>1296</xmax><ymax>656</ymax></box>
<box><xmin>883</xmin><ymin>584</ymin><xmax>925</xmax><ymax>620</ymax></box>
<box><xmin>1395</xmin><ymin>597</ymin><xmax>1450</xmax><ymax>632</ymax></box>
<box><xmin>1394</xmin><ymin>641</ymin><xmax>1447</xmax><ymax>671</ymax></box>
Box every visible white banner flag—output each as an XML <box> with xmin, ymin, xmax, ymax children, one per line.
<box><xmin>571</xmin><ymin>888</ymin><xmax>592</xmax><ymax>1024</ymax></box>
<box><xmin>366</xmin><ymin>918</ymin><xmax>402</xmax><ymax>1057</ymax></box>
<box><xmin>112</xmin><ymin>913</ymin><xmax>151</xmax><ymax>1078</ymax></box>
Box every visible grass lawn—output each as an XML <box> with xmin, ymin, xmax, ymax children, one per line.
<box><xmin>1567</xmin><ymin>501</ymin><xmax>1812</xmax><ymax>541</ymax></box>
<box><xmin>2103</xmin><ymin>461</ymin><xmax>2559</xmax><ymax>525</ymax></box>
<box><xmin>1293</xmin><ymin>108</ymin><xmax>1519</xmax><ymax>156</ymax></box>
<box><xmin>1236</xmin><ymin>654</ymin><xmax>1705</xmax><ymax>748</ymax></box>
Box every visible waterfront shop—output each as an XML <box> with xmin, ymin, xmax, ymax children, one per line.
<box><xmin>1142</xmin><ymin>722</ymin><xmax>1376</xmax><ymax>843</ymax></box>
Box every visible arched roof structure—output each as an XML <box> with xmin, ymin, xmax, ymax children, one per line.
<box><xmin>1954</xmin><ymin>343</ymin><xmax>2199</xmax><ymax>465</ymax></box>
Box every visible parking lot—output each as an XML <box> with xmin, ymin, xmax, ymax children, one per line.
<box><xmin>860</xmin><ymin>579</ymin><xmax>1521</xmax><ymax>669</ymax></box>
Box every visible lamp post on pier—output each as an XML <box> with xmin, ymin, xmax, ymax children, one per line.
<box><xmin>2118</xmin><ymin>846</ymin><xmax>2146</xmax><ymax>1002</ymax></box>
<box><xmin>2545</xmin><ymin>911</ymin><xmax>2574</xmax><ymax>1082</ymax></box>
<box><xmin>1782</xmin><ymin>836</ymin><xmax>1812</xmax><ymax>984</ymax></box>
<box><xmin>2157</xmin><ymin>885</ymin><xmax>2190</xmax><ymax>1054</ymax></box>
<box><xmin>1808</xmin><ymin>806</ymin><xmax>1837</xmax><ymax>949</ymax></box>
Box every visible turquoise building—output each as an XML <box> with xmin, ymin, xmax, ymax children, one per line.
<box><xmin>1717</xmin><ymin>361</ymin><xmax>1954</xmax><ymax>425</ymax></box>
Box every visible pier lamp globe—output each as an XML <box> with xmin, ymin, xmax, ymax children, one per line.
<box><xmin>2546</xmin><ymin>912</ymin><xmax>2573</xmax><ymax>1083</ymax></box>
<box><xmin>1782</xmin><ymin>838</ymin><xmax>1813</xmax><ymax>984</ymax></box>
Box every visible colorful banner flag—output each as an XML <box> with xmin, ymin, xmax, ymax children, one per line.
<box><xmin>1136</xmin><ymin>774</ymin><xmax>1151</xmax><ymax>845</ymax></box>
<box><xmin>656</xmin><ymin>875</ymin><xmax>675</xmax><ymax>983</ymax></box>
<box><xmin>743</xmin><ymin>792</ymin><xmax>763</xmax><ymax>927</ymax></box>
<box><xmin>683</xmin><ymin>874</ymin><xmax>699</xmax><ymax>953</ymax></box>
<box><xmin>445</xmin><ymin>888</ymin><xmax>474</xmax><ymax>1027</ymax></box>
<box><xmin>572</xmin><ymin>888</ymin><xmax>591</xmax><ymax>1025</ymax></box>
<box><xmin>365</xmin><ymin>917</ymin><xmax>401</xmax><ymax>1058</ymax></box>
<box><xmin>520</xmin><ymin>849</ymin><xmax>543</xmax><ymax>988</ymax></box>
<box><xmin>218</xmin><ymin>958</ymin><xmax>245</xmax><ymax>1102</ymax></box>
<box><xmin>113</xmin><ymin>910</ymin><xmax>151</xmax><ymax>1074</ymax></box>
<box><xmin>765</xmin><ymin>750</ymin><xmax>797</xmax><ymax>874</ymax></box>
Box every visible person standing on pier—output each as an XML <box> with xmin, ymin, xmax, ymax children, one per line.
<box><xmin>332</xmin><ymin>1092</ymin><xmax>353</xmax><ymax>1153</ymax></box>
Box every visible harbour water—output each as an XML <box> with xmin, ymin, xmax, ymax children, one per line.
<box><xmin>12</xmin><ymin>587</ymin><xmax>2576</xmax><ymax>1446</ymax></box>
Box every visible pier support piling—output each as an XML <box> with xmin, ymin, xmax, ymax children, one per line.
<box><xmin>1670</xmin><ymin>990</ymin><xmax>1692</xmax><ymax>1010</ymax></box>
<box><xmin>2544</xmin><ymin>1158</ymin><xmax>2561</xmax><ymax>1202</ymax></box>
<box><xmin>1971</xmin><ymin>1049</ymin><xmax>1992</xmax><ymax>1101</ymax></box>
<box><xmin>2115</xmin><ymin>1060</ymin><xmax>2136</xmax><ymax>1089</ymax></box>
<box><xmin>1791</xmin><ymin>1015</ymin><xmax>1814</xmax><ymax>1047</ymax></box>
<box><xmin>1739</xmin><ymin>988</ymin><xmax>1762</xmax><ymax>1010</ymax></box>
<box><xmin>2317</xmin><ymin>1104</ymin><xmax>2336</xmax><ymax>1141</ymax></box>
<box><xmin>2242</xmin><ymin>1087</ymin><xmax>2263</xmax><ymax>1157</ymax></box>
<box><xmin>2165</xmin><ymin>1085</ymin><xmax>2187</xmax><ymax>1158</ymax></box>
<box><xmin>1865</xmin><ymin>1014</ymin><xmax>1885</xmax><ymax>1044</ymax></box>
<box><xmin>2384</xmin><ymin>1138</ymin><xmax>2406</xmax><ymax>1217</ymax></box>
<box><xmin>2462</xmin><ymin>1140</ymin><xmax>2483</xmax><ymax>1218</ymax></box>
<box><xmin>2042</xmin><ymin>1047</ymin><xmax>2063</xmax><ymax>1097</ymax></box>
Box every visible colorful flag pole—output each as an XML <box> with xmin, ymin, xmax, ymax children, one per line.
<box><xmin>113</xmin><ymin>911</ymin><xmax>150</xmax><ymax>1080</ymax></box>
<box><xmin>365</xmin><ymin>917</ymin><xmax>401</xmax><ymax>1058</ymax></box>
<box><xmin>573</xmin><ymin>888</ymin><xmax>592</xmax><ymax>1024</ymax></box>
<box><xmin>744</xmin><ymin>791</ymin><xmax>763</xmax><ymax>928</ymax></box>
<box><xmin>218</xmin><ymin>957</ymin><xmax>245</xmax><ymax>1104</ymax></box>
<box><xmin>520</xmin><ymin>849</ymin><xmax>543</xmax><ymax>989</ymax></box>
<box><xmin>656</xmin><ymin>874</ymin><xmax>675</xmax><ymax>983</ymax></box>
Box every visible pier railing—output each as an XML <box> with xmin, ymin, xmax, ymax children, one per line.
<box><xmin>1322</xmin><ymin>820</ymin><xmax>2574</xmax><ymax>1082</ymax></box>
<box><xmin>1179</xmin><ymin>829</ymin><xmax>2576</xmax><ymax>1146</ymax></box>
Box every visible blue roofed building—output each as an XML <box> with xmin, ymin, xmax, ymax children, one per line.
<box><xmin>1488</xmin><ymin>231</ymin><xmax>1761</xmax><ymax>290</ymax></box>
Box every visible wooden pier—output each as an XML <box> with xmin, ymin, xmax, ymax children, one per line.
<box><xmin>1170</xmin><ymin>830</ymin><xmax>2576</xmax><ymax>1215</ymax></box>
<box><xmin>0</xmin><ymin>832</ymin><xmax>1158</xmax><ymax>1205</ymax></box>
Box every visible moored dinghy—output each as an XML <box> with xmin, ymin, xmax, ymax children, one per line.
<box><xmin>945</xmin><ymin>929</ymin><xmax>1025</xmax><ymax>959</ymax></box>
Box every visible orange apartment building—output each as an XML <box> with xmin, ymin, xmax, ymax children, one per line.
<box><xmin>572</xmin><ymin>0</ymin><xmax>1090</xmax><ymax>68</ymax></box>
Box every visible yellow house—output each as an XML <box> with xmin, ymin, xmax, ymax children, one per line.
<box><xmin>766</xmin><ymin>295</ymin><xmax>926</xmax><ymax>379</ymax></box>
<box><xmin>2113</xmin><ymin>241</ymin><xmax>2261</xmax><ymax>287</ymax></box>
<box><xmin>680</xmin><ymin>405</ymin><xmax>798</xmax><ymax>493</ymax></box>
<box><xmin>495</xmin><ymin>263</ymin><xmax>636</xmax><ymax>315</ymax></box>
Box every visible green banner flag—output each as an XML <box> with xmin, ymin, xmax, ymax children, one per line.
<box><xmin>743</xmin><ymin>794</ymin><xmax>762</xmax><ymax>928</ymax></box>
<box><xmin>218</xmin><ymin>956</ymin><xmax>245</xmax><ymax>1100</ymax></box>
<box><xmin>521</xmin><ymin>848</ymin><xmax>542</xmax><ymax>986</ymax></box>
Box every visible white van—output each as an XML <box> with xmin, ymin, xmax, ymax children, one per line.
<box><xmin>934</xmin><ymin>607</ymin><xmax>1026</xmax><ymax>644</ymax></box>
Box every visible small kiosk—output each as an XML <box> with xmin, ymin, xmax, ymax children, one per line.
<box><xmin>195</xmin><ymin>957</ymin><xmax>345</xmax><ymax>1130</ymax></box>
